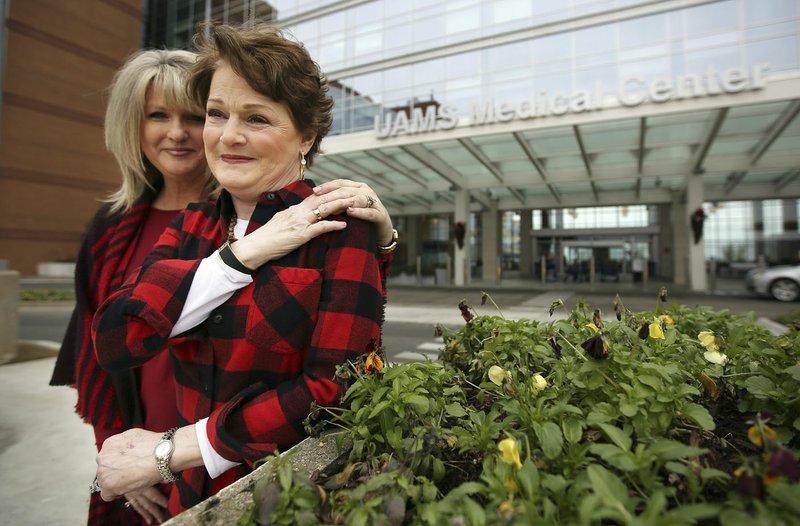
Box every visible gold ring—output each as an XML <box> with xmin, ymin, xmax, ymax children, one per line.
<box><xmin>365</xmin><ymin>195</ymin><xmax>375</xmax><ymax>208</ymax></box>
<box><xmin>312</xmin><ymin>208</ymin><xmax>323</xmax><ymax>222</ymax></box>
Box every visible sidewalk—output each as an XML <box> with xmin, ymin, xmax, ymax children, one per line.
<box><xmin>0</xmin><ymin>359</ymin><xmax>96</xmax><ymax>525</ymax></box>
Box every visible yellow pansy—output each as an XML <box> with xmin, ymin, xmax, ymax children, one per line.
<box><xmin>364</xmin><ymin>352</ymin><xmax>384</xmax><ymax>374</ymax></box>
<box><xmin>703</xmin><ymin>350</ymin><xmax>728</xmax><ymax>365</ymax></box>
<box><xmin>531</xmin><ymin>374</ymin><xmax>548</xmax><ymax>393</ymax></box>
<box><xmin>498</xmin><ymin>500</ymin><xmax>515</xmax><ymax>515</ymax></box>
<box><xmin>747</xmin><ymin>424</ymin><xmax>777</xmax><ymax>447</ymax></box>
<box><xmin>698</xmin><ymin>330</ymin><xmax>719</xmax><ymax>353</ymax></box>
<box><xmin>586</xmin><ymin>322</ymin><xmax>601</xmax><ymax>333</ymax></box>
<box><xmin>659</xmin><ymin>314</ymin><xmax>675</xmax><ymax>325</ymax></box>
<box><xmin>498</xmin><ymin>437</ymin><xmax>523</xmax><ymax>470</ymax></box>
<box><xmin>489</xmin><ymin>365</ymin><xmax>511</xmax><ymax>386</ymax></box>
<box><xmin>649</xmin><ymin>320</ymin><xmax>665</xmax><ymax>339</ymax></box>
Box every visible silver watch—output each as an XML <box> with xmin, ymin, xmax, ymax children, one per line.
<box><xmin>154</xmin><ymin>427</ymin><xmax>179</xmax><ymax>482</ymax></box>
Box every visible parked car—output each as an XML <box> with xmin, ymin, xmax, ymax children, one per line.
<box><xmin>746</xmin><ymin>264</ymin><xmax>800</xmax><ymax>302</ymax></box>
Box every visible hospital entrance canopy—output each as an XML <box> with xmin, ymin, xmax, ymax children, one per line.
<box><xmin>310</xmin><ymin>67</ymin><xmax>800</xmax><ymax>216</ymax></box>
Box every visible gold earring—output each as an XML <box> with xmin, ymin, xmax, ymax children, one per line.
<box><xmin>300</xmin><ymin>153</ymin><xmax>307</xmax><ymax>180</ymax></box>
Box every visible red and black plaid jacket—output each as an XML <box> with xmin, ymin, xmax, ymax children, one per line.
<box><xmin>50</xmin><ymin>193</ymin><xmax>157</xmax><ymax>428</ymax></box>
<box><xmin>92</xmin><ymin>179</ymin><xmax>386</xmax><ymax>514</ymax></box>
<box><xmin>50</xmin><ymin>190</ymin><xmax>163</xmax><ymax>526</ymax></box>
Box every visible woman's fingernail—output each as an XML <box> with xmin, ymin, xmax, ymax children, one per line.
<box><xmin>313</xmin><ymin>186</ymin><xmax>322</xmax><ymax>192</ymax></box>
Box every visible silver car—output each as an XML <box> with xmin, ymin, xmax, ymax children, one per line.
<box><xmin>746</xmin><ymin>264</ymin><xmax>800</xmax><ymax>302</ymax></box>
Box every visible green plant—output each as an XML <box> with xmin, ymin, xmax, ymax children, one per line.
<box><xmin>241</xmin><ymin>291</ymin><xmax>800</xmax><ymax>525</ymax></box>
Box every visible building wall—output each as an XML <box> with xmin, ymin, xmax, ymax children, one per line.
<box><xmin>0</xmin><ymin>0</ymin><xmax>142</xmax><ymax>274</ymax></box>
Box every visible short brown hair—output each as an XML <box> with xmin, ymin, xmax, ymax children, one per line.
<box><xmin>189</xmin><ymin>23</ymin><xmax>333</xmax><ymax>166</ymax></box>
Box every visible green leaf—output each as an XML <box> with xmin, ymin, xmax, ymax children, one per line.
<box><xmin>675</xmin><ymin>384</ymin><xmax>701</xmax><ymax>398</ymax></box>
<box><xmin>784</xmin><ymin>364</ymin><xmax>800</xmax><ymax>381</ymax></box>
<box><xmin>432</xmin><ymin>457</ymin><xmax>445</xmax><ymax>481</ymax></box>
<box><xmin>445</xmin><ymin>402</ymin><xmax>467</xmax><ymax>418</ymax></box>
<box><xmin>589</xmin><ymin>444</ymin><xmax>638</xmax><ymax>472</ymax></box>
<box><xmin>640</xmin><ymin>489</ymin><xmax>667</xmax><ymax>520</ymax></box>
<box><xmin>406</xmin><ymin>394</ymin><xmax>430</xmax><ymax>411</ymax></box>
<box><xmin>585</xmin><ymin>465</ymin><xmax>633</xmax><ymax>520</ymax></box>
<box><xmin>534</xmin><ymin>422</ymin><xmax>564</xmax><ymax>459</ymax></box>
<box><xmin>562</xmin><ymin>418</ymin><xmax>584</xmax><ymax>444</ymax></box>
<box><xmin>367</xmin><ymin>400</ymin><xmax>392</xmax><ymax>420</ymax></box>
<box><xmin>549</xmin><ymin>403</ymin><xmax>583</xmax><ymax>416</ymax></box>
<box><xmin>587</xmin><ymin>402</ymin><xmax>618</xmax><ymax>424</ymax></box>
<box><xmin>517</xmin><ymin>461</ymin><xmax>540</xmax><ymax>498</ymax></box>
<box><xmin>541</xmin><ymin>473</ymin><xmax>566</xmax><ymax>495</ymax></box>
<box><xmin>682</xmin><ymin>403</ymin><xmax>715</xmax><ymax>430</ymax></box>
<box><xmin>663</xmin><ymin>503</ymin><xmax>721</xmax><ymax>522</ymax></box>
<box><xmin>637</xmin><ymin>374</ymin><xmax>663</xmax><ymax>391</ymax></box>
<box><xmin>596</xmin><ymin>423</ymin><xmax>632</xmax><ymax>451</ymax></box>
<box><xmin>447</xmin><ymin>482</ymin><xmax>486</xmax><ymax>498</ymax></box>
<box><xmin>664</xmin><ymin>327</ymin><xmax>678</xmax><ymax>345</ymax></box>
<box><xmin>700</xmin><ymin>468</ymin><xmax>730</xmax><ymax>483</ymax></box>
<box><xmin>386</xmin><ymin>428</ymin><xmax>402</xmax><ymax>450</ymax></box>
<box><xmin>648</xmin><ymin>439</ymin><xmax>706</xmax><ymax>460</ymax></box>
<box><xmin>462</xmin><ymin>498</ymin><xmax>487</xmax><ymax>526</ymax></box>
<box><xmin>766</xmin><ymin>482</ymin><xmax>800</xmax><ymax>516</ymax></box>
<box><xmin>665</xmin><ymin>461</ymin><xmax>691</xmax><ymax>477</ymax></box>
<box><xmin>619</xmin><ymin>400</ymin><xmax>639</xmax><ymax>418</ymax></box>
<box><xmin>744</xmin><ymin>375</ymin><xmax>775</xmax><ymax>396</ymax></box>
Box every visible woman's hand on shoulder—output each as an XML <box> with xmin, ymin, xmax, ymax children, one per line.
<box><xmin>231</xmin><ymin>196</ymin><xmax>348</xmax><ymax>269</ymax></box>
<box><xmin>313</xmin><ymin>179</ymin><xmax>394</xmax><ymax>246</ymax></box>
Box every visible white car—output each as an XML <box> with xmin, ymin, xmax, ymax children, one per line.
<box><xmin>746</xmin><ymin>265</ymin><xmax>800</xmax><ymax>302</ymax></box>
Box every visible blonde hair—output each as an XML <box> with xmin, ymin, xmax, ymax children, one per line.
<box><xmin>104</xmin><ymin>49</ymin><xmax>216</xmax><ymax>213</ymax></box>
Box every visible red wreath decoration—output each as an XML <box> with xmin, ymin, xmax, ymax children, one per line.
<box><xmin>454</xmin><ymin>222</ymin><xmax>466</xmax><ymax>249</ymax></box>
<box><xmin>690</xmin><ymin>207</ymin><xmax>707</xmax><ymax>244</ymax></box>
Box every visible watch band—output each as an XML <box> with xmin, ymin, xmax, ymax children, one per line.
<box><xmin>218</xmin><ymin>241</ymin><xmax>255</xmax><ymax>275</ymax></box>
<box><xmin>378</xmin><ymin>229</ymin><xmax>399</xmax><ymax>254</ymax></box>
<box><xmin>155</xmin><ymin>427</ymin><xmax>179</xmax><ymax>483</ymax></box>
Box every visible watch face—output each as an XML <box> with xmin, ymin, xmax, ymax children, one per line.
<box><xmin>155</xmin><ymin>440</ymin><xmax>173</xmax><ymax>458</ymax></box>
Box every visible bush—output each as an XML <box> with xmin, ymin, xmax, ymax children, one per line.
<box><xmin>19</xmin><ymin>288</ymin><xmax>75</xmax><ymax>302</ymax></box>
<box><xmin>240</xmin><ymin>292</ymin><xmax>800</xmax><ymax>525</ymax></box>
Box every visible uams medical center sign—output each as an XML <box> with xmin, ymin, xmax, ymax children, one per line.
<box><xmin>374</xmin><ymin>64</ymin><xmax>769</xmax><ymax>139</ymax></box>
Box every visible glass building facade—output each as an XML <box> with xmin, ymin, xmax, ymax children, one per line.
<box><xmin>275</xmin><ymin>0</ymin><xmax>800</xmax><ymax>135</ymax></box>
<box><xmin>145</xmin><ymin>0</ymin><xmax>800</xmax><ymax>287</ymax></box>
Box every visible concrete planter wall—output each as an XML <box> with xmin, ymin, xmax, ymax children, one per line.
<box><xmin>36</xmin><ymin>262</ymin><xmax>76</xmax><ymax>278</ymax></box>
<box><xmin>163</xmin><ymin>434</ymin><xmax>343</xmax><ymax>526</ymax></box>
<box><xmin>0</xmin><ymin>271</ymin><xmax>20</xmax><ymax>364</ymax></box>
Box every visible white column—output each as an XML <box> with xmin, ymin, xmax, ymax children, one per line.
<box><xmin>482</xmin><ymin>199</ymin><xmax>500</xmax><ymax>283</ymax></box>
<box><xmin>671</xmin><ymin>191</ymin><xmax>687</xmax><ymax>286</ymax></box>
<box><xmin>453</xmin><ymin>189</ymin><xmax>470</xmax><ymax>286</ymax></box>
<box><xmin>686</xmin><ymin>176</ymin><xmax>708</xmax><ymax>292</ymax></box>
<box><xmin>658</xmin><ymin>204</ymin><xmax>673</xmax><ymax>281</ymax></box>
<box><xmin>519</xmin><ymin>210</ymin><xmax>532</xmax><ymax>277</ymax></box>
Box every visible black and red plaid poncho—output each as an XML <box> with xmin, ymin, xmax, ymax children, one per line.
<box><xmin>91</xmin><ymin>179</ymin><xmax>387</xmax><ymax>515</ymax></box>
<box><xmin>50</xmin><ymin>189</ymin><xmax>166</xmax><ymax>525</ymax></box>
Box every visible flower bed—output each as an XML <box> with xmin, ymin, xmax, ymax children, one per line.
<box><xmin>238</xmin><ymin>291</ymin><xmax>800</xmax><ymax>525</ymax></box>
